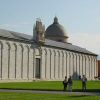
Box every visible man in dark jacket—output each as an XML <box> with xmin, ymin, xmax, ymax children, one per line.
<box><xmin>67</xmin><ymin>76</ymin><xmax>73</xmax><ymax>92</ymax></box>
<box><xmin>63</xmin><ymin>76</ymin><xmax>67</xmax><ymax>91</ymax></box>
<box><xmin>82</xmin><ymin>75</ymin><xmax>87</xmax><ymax>92</ymax></box>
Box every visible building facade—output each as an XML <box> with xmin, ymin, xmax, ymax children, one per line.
<box><xmin>0</xmin><ymin>17</ymin><xmax>98</xmax><ymax>81</ymax></box>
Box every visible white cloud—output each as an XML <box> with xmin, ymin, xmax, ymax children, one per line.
<box><xmin>69</xmin><ymin>33</ymin><xmax>100</xmax><ymax>56</ymax></box>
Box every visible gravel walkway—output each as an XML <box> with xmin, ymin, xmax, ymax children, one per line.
<box><xmin>0</xmin><ymin>89</ymin><xmax>100</xmax><ymax>96</ymax></box>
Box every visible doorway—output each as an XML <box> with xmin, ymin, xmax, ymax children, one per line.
<box><xmin>35</xmin><ymin>58</ymin><xmax>41</xmax><ymax>79</ymax></box>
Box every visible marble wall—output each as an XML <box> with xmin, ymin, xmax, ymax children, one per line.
<box><xmin>0</xmin><ymin>38</ymin><xmax>98</xmax><ymax>81</ymax></box>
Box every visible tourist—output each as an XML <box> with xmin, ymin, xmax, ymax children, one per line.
<box><xmin>82</xmin><ymin>75</ymin><xmax>87</xmax><ymax>92</ymax></box>
<box><xmin>79</xmin><ymin>75</ymin><xmax>81</xmax><ymax>80</ymax></box>
<box><xmin>63</xmin><ymin>76</ymin><xmax>67</xmax><ymax>91</ymax></box>
<box><xmin>67</xmin><ymin>76</ymin><xmax>73</xmax><ymax>92</ymax></box>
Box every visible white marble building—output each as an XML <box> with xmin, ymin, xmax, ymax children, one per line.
<box><xmin>0</xmin><ymin>17</ymin><xmax>98</xmax><ymax>81</ymax></box>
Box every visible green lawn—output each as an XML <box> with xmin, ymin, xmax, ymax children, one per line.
<box><xmin>0</xmin><ymin>92</ymin><xmax>100</xmax><ymax>100</ymax></box>
<box><xmin>0</xmin><ymin>81</ymin><xmax>99</xmax><ymax>92</ymax></box>
<box><xmin>0</xmin><ymin>81</ymin><xmax>99</xmax><ymax>100</ymax></box>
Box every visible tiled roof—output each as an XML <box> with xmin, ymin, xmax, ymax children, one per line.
<box><xmin>45</xmin><ymin>39</ymin><xmax>97</xmax><ymax>55</ymax></box>
<box><xmin>0</xmin><ymin>29</ymin><xmax>97</xmax><ymax>56</ymax></box>
<box><xmin>0</xmin><ymin>29</ymin><xmax>32</xmax><ymax>41</ymax></box>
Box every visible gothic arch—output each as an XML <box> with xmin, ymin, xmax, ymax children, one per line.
<box><xmin>0</xmin><ymin>41</ymin><xmax>3</xmax><ymax>49</ymax></box>
<box><xmin>44</xmin><ymin>48</ymin><xmax>47</xmax><ymax>78</ymax></box>
<box><xmin>53</xmin><ymin>50</ymin><xmax>56</xmax><ymax>78</ymax></box>
<box><xmin>78</xmin><ymin>54</ymin><xmax>81</xmax><ymax>76</ymax></box>
<box><xmin>80</xmin><ymin>54</ymin><xmax>84</xmax><ymax>76</ymax></box>
<box><xmin>57</xmin><ymin>50</ymin><xmax>60</xmax><ymax>78</ymax></box>
<box><xmin>6</xmin><ymin>42</ymin><xmax>11</xmax><ymax>50</ymax></box>
<box><xmin>78</xmin><ymin>54</ymin><xmax>83</xmax><ymax>77</ymax></box>
<box><xmin>68</xmin><ymin>52</ymin><xmax>71</xmax><ymax>75</ymax></box>
<box><xmin>6</xmin><ymin>42</ymin><xmax>11</xmax><ymax>79</ymax></box>
<box><xmin>69</xmin><ymin>52</ymin><xmax>74</xmax><ymax>76</ymax></box>
<box><xmin>19</xmin><ymin>44</ymin><xmax>24</xmax><ymax>52</ymax></box>
<box><xmin>44</xmin><ymin>48</ymin><xmax>47</xmax><ymax>55</ymax></box>
<box><xmin>53</xmin><ymin>50</ymin><xmax>56</xmax><ymax>56</ymax></box>
<box><xmin>49</xmin><ymin>49</ymin><xmax>52</xmax><ymax>79</ymax></box>
<box><xmin>71</xmin><ymin>53</ymin><xmax>74</xmax><ymax>77</ymax></box>
<box><xmin>65</xmin><ymin>51</ymin><xmax>68</xmax><ymax>76</ymax></box>
<box><xmin>88</xmin><ymin>56</ymin><xmax>91</xmax><ymax>79</ymax></box>
<box><xmin>24</xmin><ymin>45</ymin><xmax>30</xmax><ymax>79</ymax></box>
<box><xmin>19</xmin><ymin>44</ymin><xmax>24</xmax><ymax>79</ymax></box>
<box><xmin>93</xmin><ymin>57</ymin><xmax>96</xmax><ymax>78</ymax></box>
<box><xmin>73</xmin><ymin>53</ymin><xmax>78</xmax><ymax>79</ymax></box>
<box><xmin>76</xmin><ymin>54</ymin><xmax>81</xmax><ymax>79</ymax></box>
<box><xmin>13</xmin><ymin>43</ymin><xmax>17</xmax><ymax>50</ymax></box>
<box><xmin>39</xmin><ymin>47</ymin><xmax>42</xmax><ymax>56</ymax></box>
<box><xmin>26</xmin><ymin>45</ymin><xmax>30</xmax><ymax>52</ymax></box>
<box><xmin>84</xmin><ymin>55</ymin><xmax>87</xmax><ymax>76</ymax></box>
<box><xmin>0</xmin><ymin>41</ymin><xmax>3</xmax><ymax>79</ymax></box>
<box><xmin>91</xmin><ymin>56</ymin><xmax>94</xmax><ymax>79</ymax></box>
<box><xmin>61</xmin><ymin>51</ymin><xmax>64</xmax><ymax>77</ymax></box>
<box><xmin>13</xmin><ymin>43</ymin><xmax>17</xmax><ymax>78</ymax></box>
<box><xmin>35</xmin><ymin>47</ymin><xmax>42</xmax><ymax>57</ymax></box>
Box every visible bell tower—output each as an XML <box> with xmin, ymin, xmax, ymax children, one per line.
<box><xmin>33</xmin><ymin>18</ymin><xmax>45</xmax><ymax>43</ymax></box>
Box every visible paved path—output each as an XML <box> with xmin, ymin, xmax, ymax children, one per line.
<box><xmin>0</xmin><ymin>89</ymin><xmax>100</xmax><ymax>96</ymax></box>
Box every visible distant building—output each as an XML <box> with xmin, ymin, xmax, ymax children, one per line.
<box><xmin>0</xmin><ymin>17</ymin><xmax>98</xmax><ymax>82</ymax></box>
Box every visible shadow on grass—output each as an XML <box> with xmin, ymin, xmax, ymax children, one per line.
<box><xmin>67</xmin><ymin>95</ymin><xmax>90</xmax><ymax>99</ymax></box>
<box><xmin>69</xmin><ymin>95</ymin><xmax>89</xmax><ymax>97</ymax></box>
<box><xmin>0</xmin><ymin>88</ymin><xmax>100</xmax><ymax>93</ymax></box>
<box><xmin>73</xmin><ymin>89</ymin><xmax>100</xmax><ymax>92</ymax></box>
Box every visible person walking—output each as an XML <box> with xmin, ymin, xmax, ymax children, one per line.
<box><xmin>82</xmin><ymin>75</ymin><xmax>87</xmax><ymax>92</ymax></box>
<box><xmin>67</xmin><ymin>76</ymin><xmax>73</xmax><ymax>92</ymax></box>
<box><xmin>63</xmin><ymin>76</ymin><xmax>67</xmax><ymax>91</ymax></box>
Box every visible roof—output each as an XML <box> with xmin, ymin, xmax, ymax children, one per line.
<box><xmin>44</xmin><ymin>39</ymin><xmax>97</xmax><ymax>56</ymax></box>
<box><xmin>0</xmin><ymin>29</ymin><xmax>97</xmax><ymax>56</ymax></box>
<box><xmin>0</xmin><ymin>29</ymin><xmax>32</xmax><ymax>41</ymax></box>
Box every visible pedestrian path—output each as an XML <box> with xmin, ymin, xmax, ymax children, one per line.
<box><xmin>0</xmin><ymin>89</ymin><xmax>100</xmax><ymax>96</ymax></box>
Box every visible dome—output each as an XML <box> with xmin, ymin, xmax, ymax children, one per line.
<box><xmin>45</xmin><ymin>17</ymin><xmax>68</xmax><ymax>42</ymax></box>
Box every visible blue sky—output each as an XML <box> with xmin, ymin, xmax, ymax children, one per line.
<box><xmin>0</xmin><ymin>0</ymin><xmax>100</xmax><ymax>59</ymax></box>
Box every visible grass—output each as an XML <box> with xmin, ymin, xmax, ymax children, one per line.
<box><xmin>0</xmin><ymin>92</ymin><xmax>100</xmax><ymax>100</ymax></box>
<box><xmin>0</xmin><ymin>80</ymin><xmax>99</xmax><ymax>92</ymax></box>
<box><xmin>0</xmin><ymin>81</ymin><xmax>99</xmax><ymax>100</ymax></box>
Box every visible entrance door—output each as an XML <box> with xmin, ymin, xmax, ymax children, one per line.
<box><xmin>35</xmin><ymin>58</ymin><xmax>41</xmax><ymax>79</ymax></box>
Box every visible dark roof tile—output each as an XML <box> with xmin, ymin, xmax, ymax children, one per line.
<box><xmin>0</xmin><ymin>29</ymin><xmax>97</xmax><ymax>56</ymax></box>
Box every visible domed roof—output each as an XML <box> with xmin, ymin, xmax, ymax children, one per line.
<box><xmin>45</xmin><ymin>17</ymin><xmax>68</xmax><ymax>38</ymax></box>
